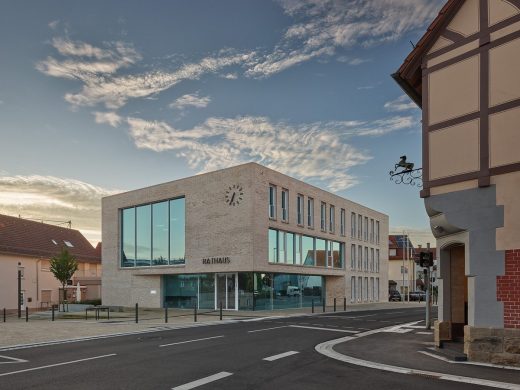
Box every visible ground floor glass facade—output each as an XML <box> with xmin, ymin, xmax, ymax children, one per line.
<box><xmin>163</xmin><ymin>272</ymin><xmax>325</xmax><ymax>310</ymax></box>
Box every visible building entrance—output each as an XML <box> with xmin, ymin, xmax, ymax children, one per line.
<box><xmin>216</xmin><ymin>273</ymin><xmax>237</xmax><ymax>310</ymax></box>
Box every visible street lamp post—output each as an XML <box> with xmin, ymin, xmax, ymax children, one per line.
<box><xmin>17</xmin><ymin>262</ymin><xmax>23</xmax><ymax>318</ymax></box>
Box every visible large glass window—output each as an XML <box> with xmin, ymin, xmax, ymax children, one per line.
<box><xmin>281</xmin><ymin>189</ymin><xmax>289</xmax><ymax>222</ymax></box>
<box><xmin>297</xmin><ymin>194</ymin><xmax>304</xmax><ymax>225</ymax></box>
<box><xmin>315</xmin><ymin>238</ymin><xmax>326</xmax><ymax>267</ymax></box>
<box><xmin>376</xmin><ymin>221</ymin><xmax>380</xmax><ymax>244</ymax></box>
<box><xmin>286</xmin><ymin>232</ymin><xmax>295</xmax><ymax>264</ymax></box>
<box><xmin>120</xmin><ymin>197</ymin><xmax>185</xmax><ymax>268</ymax></box>
<box><xmin>302</xmin><ymin>235</ymin><xmax>314</xmax><ymax>266</ymax></box>
<box><xmin>332</xmin><ymin>241</ymin><xmax>343</xmax><ymax>268</ymax></box>
<box><xmin>357</xmin><ymin>276</ymin><xmax>362</xmax><ymax>302</ymax></box>
<box><xmin>376</xmin><ymin>249</ymin><xmax>380</xmax><ymax>272</ymax></box>
<box><xmin>164</xmin><ymin>274</ymin><xmax>198</xmax><ymax>308</ymax></box>
<box><xmin>358</xmin><ymin>215</ymin><xmax>362</xmax><ymax>239</ymax></box>
<box><xmin>370</xmin><ymin>219</ymin><xmax>375</xmax><ymax>243</ymax></box>
<box><xmin>375</xmin><ymin>277</ymin><xmax>380</xmax><ymax>302</ymax></box>
<box><xmin>358</xmin><ymin>245</ymin><xmax>363</xmax><ymax>270</ymax></box>
<box><xmin>269</xmin><ymin>185</ymin><xmax>276</xmax><ymax>219</ymax></box>
<box><xmin>152</xmin><ymin>201</ymin><xmax>168</xmax><ymax>265</ymax></box>
<box><xmin>364</xmin><ymin>247</ymin><xmax>369</xmax><ymax>271</ymax></box>
<box><xmin>121</xmin><ymin>208</ymin><xmax>135</xmax><ymax>267</ymax></box>
<box><xmin>307</xmin><ymin>198</ymin><xmax>314</xmax><ymax>228</ymax></box>
<box><xmin>295</xmin><ymin>234</ymin><xmax>302</xmax><ymax>265</ymax></box>
<box><xmin>370</xmin><ymin>248</ymin><xmax>375</xmax><ymax>272</ymax></box>
<box><xmin>268</xmin><ymin>229</ymin><xmax>278</xmax><ymax>263</ymax></box>
<box><xmin>320</xmin><ymin>202</ymin><xmax>326</xmax><ymax>231</ymax></box>
<box><xmin>170</xmin><ymin>198</ymin><xmax>185</xmax><ymax>265</ymax></box>
<box><xmin>351</xmin><ymin>212</ymin><xmax>356</xmax><ymax>238</ymax></box>
<box><xmin>364</xmin><ymin>216</ymin><xmax>369</xmax><ymax>241</ymax></box>
<box><xmin>351</xmin><ymin>276</ymin><xmax>356</xmax><ymax>302</ymax></box>
<box><xmin>350</xmin><ymin>244</ymin><xmax>356</xmax><ymax>270</ymax></box>
<box><xmin>136</xmin><ymin>205</ymin><xmax>151</xmax><ymax>266</ymax></box>
<box><xmin>278</xmin><ymin>231</ymin><xmax>286</xmax><ymax>263</ymax></box>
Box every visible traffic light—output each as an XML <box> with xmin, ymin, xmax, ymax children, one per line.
<box><xmin>419</xmin><ymin>252</ymin><xmax>434</xmax><ymax>268</ymax></box>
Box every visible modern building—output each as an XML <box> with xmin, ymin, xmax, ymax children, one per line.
<box><xmin>393</xmin><ymin>0</ymin><xmax>520</xmax><ymax>364</ymax></box>
<box><xmin>388</xmin><ymin>235</ymin><xmax>416</xmax><ymax>296</ymax></box>
<box><xmin>102</xmin><ymin>163</ymin><xmax>388</xmax><ymax>311</ymax></box>
<box><xmin>0</xmin><ymin>214</ymin><xmax>102</xmax><ymax>310</ymax></box>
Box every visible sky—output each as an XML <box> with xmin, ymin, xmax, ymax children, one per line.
<box><xmin>0</xmin><ymin>0</ymin><xmax>444</xmax><ymax>247</ymax></box>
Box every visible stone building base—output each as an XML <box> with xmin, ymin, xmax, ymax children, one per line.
<box><xmin>464</xmin><ymin>326</ymin><xmax>520</xmax><ymax>366</ymax></box>
<box><xmin>434</xmin><ymin>320</ymin><xmax>452</xmax><ymax>347</ymax></box>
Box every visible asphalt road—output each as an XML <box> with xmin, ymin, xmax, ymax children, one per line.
<box><xmin>0</xmin><ymin>306</ymin><xmax>503</xmax><ymax>390</ymax></box>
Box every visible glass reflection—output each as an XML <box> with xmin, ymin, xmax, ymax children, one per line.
<box><xmin>152</xmin><ymin>201</ymin><xmax>168</xmax><ymax>265</ymax></box>
<box><xmin>302</xmin><ymin>236</ymin><xmax>314</xmax><ymax>266</ymax></box>
<box><xmin>122</xmin><ymin>208</ymin><xmax>135</xmax><ymax>267</ymax></box>
<box><xmin>315</xmin><ymin>238</ymin><xmax>326</xmax><ymax>267</ymax></box>
<box><xmin>169</xmin><ymin>198</ymin><xmax>185</xmax><ymax>265</ymax></box>
<box><xmin>268</xmin><ymin>229</ymin><xmax>278</xmax><ymax>263</ymax></box>
<box><xmin>136</xmin><ymin>205</ymin><xmax>151</xmax><ymax>266</ymax></box>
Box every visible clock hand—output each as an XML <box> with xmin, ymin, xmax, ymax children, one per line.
<box><xmin>230</xmin><ymin>193</ymin><xmax>236</xmax><ymax>203</ymax></box>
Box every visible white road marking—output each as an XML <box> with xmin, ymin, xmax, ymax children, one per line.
<box><xmin>416</xmin><ymin>332</ymin><xmax>433</xmax><ymax>335</ymax></box>
<box><xmin>172</xmin><ymin>371</ymin><xmax>233</xmax><ymax>390</ymax></box>
<box><xmin>315</xmin><ymin>324</ymin><xmax>520</xmax><ymax>390</ymax></box>
<box><xmin>419</xmin><ymin>350</ymin><xmax>520</xmax><ymax>371</ymax></box>
<box><xmin>159</xmin><ymin>335</ymin><xmax>224</xmax><ymax>347</ymax></box>
<box><xmin>382</xmin><ymin>321</ymin><xmax>422</xmax><ymax>334</ymax></box>
<box><xmin>263</xmin><ymin>351</ymin><xmax>300</xmax><ymax>361</ymax></box>
<box><xmin>290</xmin><ymin>325</ymin><xmax>359</xmax><ymax>333</ymax></box>
<box><xmin>0</xmin><ymin>354</ymin><xmax>116</xmax><ymax>377</ymax></box>
<box><xmin>248</xmin><ymin>326</ymin><xmax>288</xmax><ymax>333</ymax></box>
<box><xmin>0</xmin><ymin>355</ymin><xmax>28</xmax><ymax>364</ymax></box>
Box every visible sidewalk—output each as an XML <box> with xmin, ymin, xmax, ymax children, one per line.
<box><xmin>0</xmin><ymin>302</ymin><xmax>423</xmax><ymax>349</ymax></box>
<box><xmin>320</xmin><ymin>320</ymin><xmax>520</xmax><ymax>387</ymax></box>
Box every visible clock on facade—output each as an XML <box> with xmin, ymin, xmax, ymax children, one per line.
<box><xmin>225</xmin><ymin>184</ymin><xmax>243</xmax><ymax>206</ymax></box>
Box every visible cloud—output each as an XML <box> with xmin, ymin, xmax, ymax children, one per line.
<box><xmin>37</xmin><ymin>38</ymin><xmax>256</xmax><ymax>109</ymax></box>
<box><xmin>93</xmin><ymin>111</ymin><xmax>122</xmax><ymax>127</ymax></box>
<box><xmin>48</xmin><ymin>20</ymin><xmax>59</xmax><ymax>30</ymax></box>
<box><xmin>384</xmin><ymin>95</ymin><xmax>418</xmax><ymax>112</ymax></box>
<box><xmin>0</xmin><ymin>175</ymin><xmax>120</xmax><ymax>245</ymax></box>
<box><xmin>124</xmin><ymin>114</ymin><xmax>415</xmax><ymax>192</ymax></box>
<box><xmin>169</xmin><ymin>92</ymin><xmax>211</xmax><ymax>110</ymax></box>
<box><xmin>221</xmin><ymin>73</ymin><xmax>238</xmax><ymax>79</ymax></box>
<box><xmin>247</xmin><ymin>0</ymin><xmax>444</xmax><ymax>77</ymax></box>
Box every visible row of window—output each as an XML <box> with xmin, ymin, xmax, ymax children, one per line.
<box><xmin>349</xmin><ymin>245</ymin><xmax>380</xmax><ymax>273</ymax></box>
<box><xmin>121</xmin><ymin>197</ymin><xmax>186</xmax><ymax>267</ymax></box>
<box><xmin>350</xmin><ymin>213</ymin><xmax>380</xmax><ymax>244</ymax></box>
<box><xmin>350</xmin><ymin>276</ymin><xmax>380</xmax><ymax>303</ymax></box>
<box><xmin>269</xmin><ymin>185</ymin><xmax>381</xmax><ymax>244</ymax></box>
<box><xmin>268</xmin><ymin>228</ymin><xmax>344</xmax><ymax>269</ymax></box>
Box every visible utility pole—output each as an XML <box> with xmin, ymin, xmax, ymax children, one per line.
<box><xmin>402</xmin><ymin>231</ymin><xmax>406</xmax><ymax>303</ymax></box>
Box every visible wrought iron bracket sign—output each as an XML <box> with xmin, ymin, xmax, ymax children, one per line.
<box><xmin>389</xmin><ymin>155</ymin><xmax>423</xmax><ymax>187</ymax></box>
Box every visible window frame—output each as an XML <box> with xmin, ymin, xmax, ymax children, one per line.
<box><xmin>269</xmin><ymin>184</ymin><xmax>277</xmax><ymax>219</ymax></box>
<box><xmin>320</xmin><ymin>202</ymin><xmax>326</xmax><ymax>231</ymax></box>
<box><xmin>281</xmin><ymin>188</ymin><xmax>289</xmax><ymax>222</ymax></box>
<box><xmin>297</xmin><ymin>194</ymin><xmax>304</xmax><ymax>226</ymax></box>
<box><xmin>307</xmin><ymin>197</ymin><xmax>314</xmax><ymax>228</ymax></box>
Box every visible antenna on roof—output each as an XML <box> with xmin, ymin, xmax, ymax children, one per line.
<box><xmin>410</xmin><ymin>40</ymin><xmax>416</xmax><ymax>49</ymax></box>
<box><xmin>17</xmin><ymin>215</ymin><xmax>72</xmax><ymax>228</ymax></box>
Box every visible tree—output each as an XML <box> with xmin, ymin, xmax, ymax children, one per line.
<box><xmin>50</xmin><ymin>248</ymin><xmax>78</xmax><ymax>310</ymax></box>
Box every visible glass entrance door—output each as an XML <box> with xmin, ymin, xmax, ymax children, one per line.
<box><xmin>216</xmin><ymin>273</ymin><xmax>237</xmax><ymax>310</ymax></box>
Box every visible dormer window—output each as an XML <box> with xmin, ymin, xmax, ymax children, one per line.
<box><xmin>64</xmin><ymin>240</ymin><xmax>74</xmax><ymax>248</ymax></box>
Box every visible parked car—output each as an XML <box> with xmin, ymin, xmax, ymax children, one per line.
<box><xmin>388</xmin><ymin>290</ymin><xmax>401</xmax><ymax>302</ymax></box>
<box><xmin>409</xmin><ymin>291</ymin><xmax>426</xmax><ymax>301</ymax></box>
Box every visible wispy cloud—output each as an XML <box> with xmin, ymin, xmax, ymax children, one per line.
<box><xmin>93</xmin><ymin>111</ymin><xmax>122</xmax><ymax>127</ymax></box>
<box><xmin>0</xmin><ymin>175</ymin><xmax>119</xmax><ymax>245</ymax></box>
<box><xmin>384</xmin><ymin>95</ymin><xmax>418</xmax><ymax>112</ymax></box>
<box><xmin>247</xmin><ymin>0</ymin><xmax>443</xmax><ymax>77</ymax></box>
<box><xmin>169</xmin><ymin>92</ymin><xmax>211</xmax><ymax>110</ymax></box>
<box><xmin>37</xmin><ymin>38</ymin><xmax>255</xmax><ymax>109</ymax></box>
<box><xmin>48</xmin><ymin>20</ymin><xmax>59</xmax><ymax>30</ymax></box>
<box><xmin>124</xmin><ymin>114</ymin><xmax>415</xmax><ymax>192</ymax></box>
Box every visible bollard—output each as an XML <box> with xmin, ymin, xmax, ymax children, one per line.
<box><xmin>135</xmin><ymin>303</ymin><xmax>138</xmax><ymax>323</ymax></box>
<box><xmin>194</xmin><ymin>303</ymin><xmax>197</xmax><ymax>323</ymax></box>
<box><xmin>344</xmin><ymin>297</ymin><xmax>347</xmax><ymax>311</ymax></box>
<box><xmin>312</xmin><ymin>299</ymin><xmax>314</xmax><ymax>313</ymax></box>
<box><xmin>334</xmin><ymin>298</ymin><xmax>337</xmax><ymax>312</ymax></box>
<box><xmin>322</xmin><ymin>298</ymin><xmax>325</xmax><ymax>313</ymax></box>
<box><xmin>26</xmin><ymin>307</ymin><xmax>29</xmax><ymax>322</ymax></box>
<box><xmin>52</xmin><ymin>305</ymin><xmax>55</xmax><ymax>321</ymax></box>
<box><xmin>165</xmin><ymin>307</ymin><xmax>168</xmax><ymax>323</ymax></box>
<box><xmin>219</xmin><ymin>301</ymin><xmax>223</xmax><ymax>321</ymax></box>
<box><xmin>3</xmin><ymin>308</ymin><xmax>6</xmax><ymax>322</ymax></box>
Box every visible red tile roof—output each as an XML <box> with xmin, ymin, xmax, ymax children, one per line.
<box><xmin>0</xmin><ymin>214</ymin><xmax>100</xmax><ymax>263</ymax></box>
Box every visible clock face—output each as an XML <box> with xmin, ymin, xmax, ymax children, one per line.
<box><xmin>225</xmin><ymin>184</ymin><xmax>244</xmax><ymax>206</ymax></box>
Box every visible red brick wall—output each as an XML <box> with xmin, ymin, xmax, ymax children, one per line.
<box><xmin>497</xmin><ymin>249</ymin><xmax>520</xmax><ymax>329</ymax></box>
